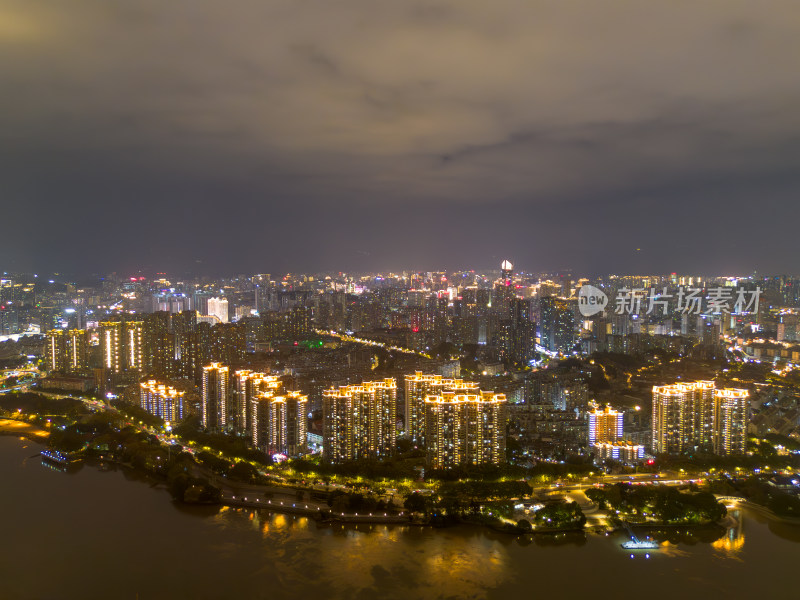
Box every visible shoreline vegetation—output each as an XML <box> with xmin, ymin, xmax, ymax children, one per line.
<box><xmin>585</xmin><ymin>484</ymin><xmax>726</xmax><ymax>527</ymax></box>
<box><xmin>1</xmin><ymin>391</ymin><xmax>797</xmax><ymax>534</ymax></box>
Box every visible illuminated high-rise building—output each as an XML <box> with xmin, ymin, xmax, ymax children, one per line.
<box><xmin>652</xmin><ymin>382</ymin><xmax>748</xmax><ymax>455</ymax></box>
<box><xmin>208</xmin><ymin>323</ymin><xmax>245</xmax><ymax>365</ymax></box>
<box><xmin>322</xmin><ymin>379</ymin><xmax>397</xmax><ymax>463</ymax></box>
<box><xmin>251</xmin><ymin>390</ymin><xmax>308</xmax><ymax>456</ymax></box>
<box><xmin>202</xmin><ymin>363</ymin><xmax>229</xmax><ymax>431</ymax></box>
<box><xmin>139</xmin><ymin>380</ymin><xmax>186</xmax><ymax>423</ymax></box>
<box><xmin>500</xmin><ymin>259</ymin><xmax>513</xmax><ymax>282</ymax></box>
<box><xmin>405</xmin><ymin>372</ymin><xmax>439</xmax><ymax>444</ymax></box>
<box><xmin>587</xmin><ymin>403</ymin><xmax>624</xmax><ymax>446</ymax></box>
<box><xmin>691</xmin><ymin>380</ymin><xmax>716</xmax><ymax>449</ymax></box>
<box><xmin>510</xmin><ymin>298</ymin><xmax>537</xmax><ymax>365</ymax></box>
<box><xmin>494</xmin><ymin>259</ymin><xmax>515</xmax><ymax>322</ymax></box>
<box><xmin>425</xmin><ymin>390</ymin><xmax>506</xmax><ymax>469</ymax></box>
<box><xmin>100</xmin><ymin>319</ymin><xmax>144</xmax><ymax>375</ymax></box>
<box><xmin>207</xmin><ymin>297</ymin><xmax>229</xmax><ymax>323</ymax></box>
<box><xmin>143</xmin><ymin>312</ymin><xmax>174</xmax><ymax>378</ymax></box>
<box><xmin>172</xmin><ymin>310</ymin><xmax>198</xmax><ymax>380</ymax></box>
<box><xmin>404</xmin><ymin>372</ymin><xmax>480</xmax><ymax>446</ymax></box>
<box><xmin>45</xmin><ymin>329</ymin><xmax>87</xmax><ymax>373</ymax></box>
<box><xmin>713</xmin><ymin>388</ymin><xmax>749</xmax><ymax>456</ymax></box>
<box><xmin>594</xmin><ymin>442</ymin><xmax>645</xmax><ymax>462</ymax></box>
<box><xmin>66</xmin><ymin>329</ymin><xmax>88</xmax><ymax>372</ymax></box>
<box><xmin>652</xmin><ymin>383</ymin><xmax>689</xmax><ymax>453</ymax></box>
<box><xmin>125</xmin><ymin>319</ymin><xmax>145</xmax><ymax>372</ymax></box>
<box><xmin>539</xmin><ymin>296</ymin><xmax>576</xmax><ymax>353</ymax></box>
<box><xmin>251</xmin><ymin>395</ymin><xmax>270</xmax><ymax>451</ymax></box>
<box><xmin>234</xmin><ymin>370</ymin><xmax>281</xmax><ymax>434</ymax></box>
<box><xmin>100</xmin><ymin>320</ymin><xmax>124</xmax><ymax>373</ymax></box>
<box><xmin>44</xmin><ymin>329</ymin><xmax>61</xmax><ymax>372</ymax></box>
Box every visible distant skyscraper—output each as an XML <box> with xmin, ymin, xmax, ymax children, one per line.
<box><xmin>202</xmin><ymin>363</ymin><xmax>230</xmax><ymax>431</ymax></box>
<box><xmin>425</xmin><ymin>390</ymin><xmax>507</xmax><ymax>469</ymax></box>
<box><xmin>494</xmin><ymin>260</ymin><xmax>515</xmax><ymax>322</ymax></box>
<box><xmin>511</xmin><ymin>298</ymin><xmax>537</xmax><ymax>365</ymax></box>
<box><xmin>143</xmin><ymin>312</ymin><xmax>173</xmax><ymax>378</ymax></box>
<box><xmin>652</xmin><ymin>382</ymin><xmax>748</xmax><ymax>455</ymax></box>
<box><xmin>500</xmin><ymin>259</ymin><xmax>513</xmax><ymax>282</ymax></box>
<box><xmin>208</xmin><ymin>323</ymin><xmax>245</xmax><ymax>365</ymax></box>
<box><xmin>171</xmin><ymin>310</ymin><xmax>198</xmax><ymax>380</ymax></box>
<box><xmin>322</xmin><ymin>379</ymin><xmax>397</xmax><ymax>463</ymax></box>
<box><xmin>777</xmin><ymin>314</ymin><xmax>800</xmax><ymax>342</ymax></box>
<box><xmin>539</xmin><ymin>296</ymin><xmax>576</xmax><ymax>353</ymax></box>
<box><xmin>207</xmin><ymin>297</ymin><xmax>229</xmax><ymax>323</ymax></box>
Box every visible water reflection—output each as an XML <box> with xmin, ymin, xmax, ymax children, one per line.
<box><xmin>712</xmin><ymin>509</ymin><xmax>745</xmax><ymax>555</ymax></box>
<box><xmin>4</xmin><ymin>435</ymin><xmax>800</xmax><ymax>600</ymax></box>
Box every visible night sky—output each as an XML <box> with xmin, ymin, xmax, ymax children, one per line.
<box><xmin>1</xmin><ymin>1</ymin><xmax>799</xmax><ymax>276</ymax></box>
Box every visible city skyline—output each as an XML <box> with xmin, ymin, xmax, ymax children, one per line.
<box><xmin>2</xmin><ymin>265</ymin><xmax>796</xmax><ymax>285</ymax></box>
<box><xmin>1</xmin><ymin>1</ymin><xmax>799</xmax><ymax>275</ymax></box>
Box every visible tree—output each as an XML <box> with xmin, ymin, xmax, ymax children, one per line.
<box><xmin>584</xmin><ymin>488</ymin><xmax>607</xmax><ymax>508</ymax></box>
<box><xmin>769</xmin><ymin>493</ymin><xmax>800</xmax><ymax>518</ymax></box>
<box><xmin>396</xmin><ymin>438</ymin><xmax>413</xmax><ymax>454</ymax></box>
<box><xmin>432</xmin><ymin>341</ymin><xmax>459</xmax><ymax>360</ymax></box>
<box><xmin>517</xmin><ymin>519</ymin><xmax>533</xmax><ymax>533</ymax></box>
<box><xmin>404</xmin><ymin>492</ymin><xmax>430</xmax><ymax>514</ymax></box>
<box><xmin>534</xmin><ymin>502</ymin><xmax>586</xmax><ymax>530</ymax></box>
<box><xmin>228</xmin><ymin>461</ymin><xmax>258</xmax><ymax>483</ymax></box>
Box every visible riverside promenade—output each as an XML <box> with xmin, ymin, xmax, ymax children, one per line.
<box><xmin>220</xmin><ymin>488</ymin><xmax>412</xmax><ymax>524</ymax></box>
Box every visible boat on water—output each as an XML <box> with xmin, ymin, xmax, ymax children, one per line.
<box><xmin>40</xmin><ymin>449</ymin><xmax>75</xmax><ymax>466</ymax></box>
<box><xmin>621</xmin><ymin>539</ymin><xmax>659</xmax><ymax>550</ymax></box>
<box><xmin>620</xmin><ymin>522</ymin><xmax>660</xmax><ymax>550</ymax></box>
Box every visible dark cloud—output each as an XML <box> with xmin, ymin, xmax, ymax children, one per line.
<box><xmin>0</xmin><ymin>1</ymin><xmax>799</xmax><ymax>275</ymax></box>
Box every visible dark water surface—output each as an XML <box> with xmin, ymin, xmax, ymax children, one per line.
<box><xmin>1</xmin><ymin>436</ymin><xmax>798</xmax><ymax>600</ymax></box>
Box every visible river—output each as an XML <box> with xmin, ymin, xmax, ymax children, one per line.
<box><xmin>1</xmin><ymin>435</ymin><xmax>799</xmax><ymax>600</ymax></box>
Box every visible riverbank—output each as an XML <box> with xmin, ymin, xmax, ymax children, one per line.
<box><xmin>6</xmin><ymin>428</ymin><xmax>800</xmax><ymax>600</ymax></box>
<box><xmin>0</xmin><ymin>417</ymin><xmax>49</xmax><ymax>442</ymax></box>
<box><xmin>221</xmin><ymin>492</ymin><xmax>413</xmax><ymax>524</ymax></box>
<box><xmin>741</xmin><ymin>499</ymin><xmax>800</xmax><ymax>525</ymax></box>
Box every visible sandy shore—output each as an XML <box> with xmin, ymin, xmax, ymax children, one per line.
<box><xmin>0</xmin><ymin>417</ymin><xmax>49</xmax><ymax>442</ymax></box>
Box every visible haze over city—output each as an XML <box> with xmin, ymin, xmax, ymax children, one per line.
<box><xmin>1</xmin><ymin>1</ymin><xmax>799</xmax><ymax>275</ymax></box>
